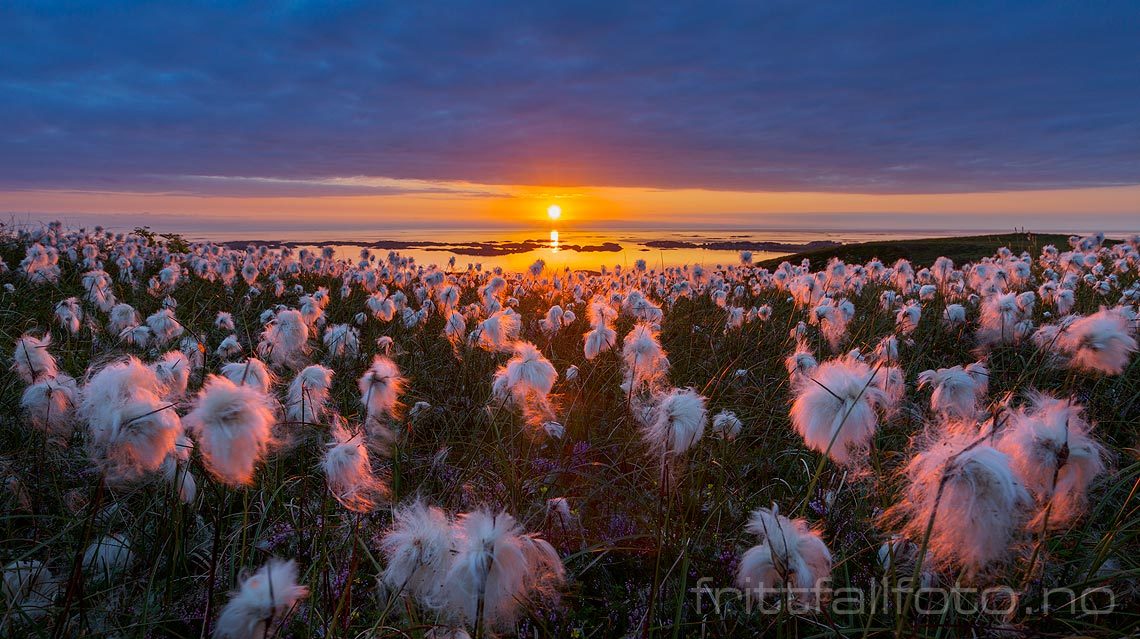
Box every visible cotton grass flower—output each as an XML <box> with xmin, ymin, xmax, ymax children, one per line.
<box><xmin>215</xmin><ymin>311</ymin><xmax>235</xmax><ymax>331</ymax></box>
<box><xmin>88</xmin><ymin>393</ymin><xmax>183</xmax><ymax>483</ymax></box>
<box><xmin>583</xmin><ymin>324</ymin><xmax>616</xmax><ymax>360</ymax></box>
<box><xmin>162</xmin><ymin>435</ymin><xmax>198</xmax><ymax>504</ymax></box>
<box><xmin>83</xmin><ymin>533</ymin><xmax>135</xmax><ymax>581</ymax></box>
<box><xmin>146</xmin><ymin>308</ymin><xmax>184</xmax><ymax>345</ymax></box>
<box><xmin>380</xmin><ymin>500</ymin><xmax>456</xmax><ymax>607</ymax></box>
<box><xmin>895</xmin><ymin>303</ymin><xmax>921</xmax><ymax>335</ymax></box>
<box><xmin>710</xmin><ymin>409</ymin><xmax>743</xmax><ymax>440</ymax></box>
<box><xmin>258</xmin><ymin>308</ymin><xmax>310</xmax><ymax>370</ymax></box>
<box><xmin>475</xmin><ymin>310</ymin><xmax>520</xmax><ymax>352</ymax></box>
<box><xmin>54</xmin><ymin>297</ymin><xmax>82</xmax><ymax>335</ymax></box>
<box><xmin>492</xmin><ymin>341</ymin><xmax>558</xmax><ymax>428</ymax></box>
<box><xmin>80</xmin><ymin>356</ymin><xmax>181</xmax><ymax>483</ymax></box>
<box><xmin>213</xmin><ymin>558</ymin><xmax>308</xmax><ymax>639</ymax></box>
<box><xmin>285</xmin><ymin>365</ymin><xmax>334</xmax><ymax>426</ymax></box>
<box><xmin>583</xmin><ymin>297</ymin><xmax>617</xmax><ymax>359</ymax></box>
<box><xmin>359</xmin><ymin>356</ymin><xmax>406</xmax><ymax>438</ymax></box>
<box><xmin>2</xmin><ymin>560</ymin><xmax>58</xmax><ymax>623</ymax></box>
<box><xmin>220</xmin><ymin>358</ymin><xmax>276</xmax><ymax>394</ymax></box>
<box><xmin>789</xmin><ymin>357</ymin><xmax>887</xmax><ymax>465</ymax></box>
<box><xmin>108</xmin><ymin>303</ymin><xmax>140</xmax><ymax>334</ymax></box>
<box><xmin>976</xmin><ymin>292</ymin><xmax>1027</xmax><ymax>347</ymax></box>
<box><xmin>322</xmin><ymin>421</ymin><xmax>390</xmax><ymax>512</ymax></box>
<box><xmin>150</xmin><ymin>350</ymin><xmax>191</xmax><ymax>400</ymax></box>
<box><xmin>322</xmin><ymin>323</ymin><xmax>360</xmax><ymax>361</ymax></box>
<box><xmin>441</xmin><ymin>507</ymin><xmax>564</xmax><ymax>632</ymax></box>
<box><xmin>621</xmin><ymin>323</ymin><xmax>669</xmax><ymax>393</ymax></box>
<box><xmin>916</xmin><ymin>363</ymin><xmax>989</xmax><ymax>422</ymax></box>
<box><xmin>784</xmin><ymin>343</ymin><xmax>818</xmax><ymax>383</ymax></box>
<box><xmin>1054</xmin><ymin>308</ymin><xmax>1138</xmax><ymax>375</ymax></box>
<box><xmin>21</xmin><ymin>373</ymin><xmax>78</xmax><ymax>441</ymax></box>
<box><xmin>216</xmin><ymin>334</ymin><xmax>242</xmax><ymax>358</ymax></box>
<box><xmin>185</xmin><ymin>375</ymin><xmax>277</xmax><ymax>487</ymax></box>
<box><xmin>12</xmin><ymin>333</ymin><xmax>57</xmax><ymax>384</ymax></box>
<box><xmin>640</xmin><ymin>387</ymin><xmax>707</xmax><ymax>455</ymax></box>
<box><xmin>736</xmin><ymin>505</ymin><xmax>831</xmax><ymax>605</ymax></box>
<box><xmin>885</xmin><ymin>433</ymin><xmax>1031</xmax><ymax>578</ymax></box>
<box><xmin>996</xmin><ymin>392</ymin><xmax>1107</xmax><ymax>529</ymax></box>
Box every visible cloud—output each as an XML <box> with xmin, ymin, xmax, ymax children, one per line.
<box><xmin>0</xmin><ymin>1</ymin><xmax>1137</xmax><ymax>195</ymax></box>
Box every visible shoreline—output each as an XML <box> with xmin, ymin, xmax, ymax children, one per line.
<box><xmin>217</xmin><ymin>237</ymin><xmax>842</xmax><ymax>257</ymax></box>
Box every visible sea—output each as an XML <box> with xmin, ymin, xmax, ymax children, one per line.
<box><xmin>181</xmin><ymin>227</ymin><xmax>971</xmax><ymax>271</ymax></box>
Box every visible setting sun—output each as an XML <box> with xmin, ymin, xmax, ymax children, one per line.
<box><xmin>547</xmin><ymin>204</ymin><xmax>562</xmax><ymax>220</ymax></box>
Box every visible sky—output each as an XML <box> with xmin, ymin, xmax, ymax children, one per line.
<box><xmin>1</xmin><ymin>1</ymin><xmax>1138</xmax><ymax>232</ymax></box>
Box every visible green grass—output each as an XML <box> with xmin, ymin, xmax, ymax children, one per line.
<box><xmin>757</xmin><ymin>232</ymin><xmax>1097</xmax><ymax>270</ymax></box>
<box><xmin>0</xmin><ymin>229</ymin><xmax>1137</xmax><ymax>638</ymax></box>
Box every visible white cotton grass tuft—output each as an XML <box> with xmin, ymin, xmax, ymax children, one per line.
<box><xmin>1053</xmin><ymin>308</ymin><xmax>1138</xmax><ymax>375</ymax></box>
<box><xmin>322</xmin><ymin>323</ymin><xmax>361</xmax><ymax>361</ymax></box>
<box><xmin>146</xmin><ymin>308</ymin><xmax>184</xmax><ymax>345</ymax></box>
<box><xmin>583</xmin><ymin>296</ymin><xmax>618</xmax><ymax>360</ymax></box>
<box><xmin>878</xmin><ymin>536</ymin><xmax>936</xmax><ymax>589</ymax></box>
<box><xmin>21</xmin><ymin>373</ymin><xmax>79</xmax><ymax>442</ymax></box>
<box><xmin>285</xmin><ymin>365</ymin><xmax>334</xmax><ymax>426</ymax></box>
<box><xmin>621</xmin><ymin>323</ymin><xmax>669</xmax><ymax>393</ymax></box>
<box><xmin>379</xmin><ymin>500</ymin><xmax>456</xmax><ymax>607</ymax></box>
<box><xmin>220</xmin><ymin>358</ymin><xmax>276</xmax><ymax>395</ymax></box>
<box><xmin>359</xmin><ymin>356</ymin><xmax>405</xmax><ymax>428</ymax></box>
<box><xmin>885</xmin><ymin>433</ymin><xmax>1031</xmax><ymax>579</ymax></box>
<box><xmin>88</xmin><ymin>393</ymin><xmax>183</xmax><ymax>483</ymax></box>
<box><xmin>108</xmin><ymin>303</ymin><xmax>140</xmax><ymax>335</ymax></box>
<box><xmin>79</xmin><ymin>357</ymin><xmax>181</xmax><ymax>483</ymax></box>
<box><xmin>710</xmin><ymin>409</ymin><xmax>743</xmax><ymax>440</ymax></box>
<box><xmin>82</xmin><ymin>533</ymin><xmax>135</xmax><ymax>581</ymax></box>
<box><xmin>539</xmin><ymin>305</ymin><xmax>566</xmax><ymax>335</ymax></box>
<box><xmin>916</xmin><ymin>362</ymin><xmax>989</xmax><ymax>423</ymax></box>
<box><xmin>500</xmin><ymin>342</ymin><xmax>558</xmax><ymax>399</ymax></box>
<box><xmin>583</xmin><ymin>324</ymin><xmax>617</xmax><ymax>360</ymax></box>
<box><xmin>162</xmin><ymin>434</ymin><xmax>198</xmax><ymax>504</ymax></box>
<box><xmin>895</xmin><ymin>303</ymin><xmax>921</xmax><ymax>335</ymax></box>
<box><xmin>2</xmin><ymin>560</ymin><xmax>58</xmax><ymax>623</ymax></box>
<box><xmin>54</xmin><ymin>297</ymin><xmax>82</xmax><ymax>335</ymax></box>
<box><xmin>150</xmin><ymin>350</ymin><xmax>191</xmax><ymax>400</ymax></box>
<box><xmin>185</xmin><ymin>374</ymin><xmax>277</xmax><ymax>487</ymax></box>
<box><xmin>78</xmin><ymin>356</ymin><xmax>164</xmax><ymax>418</ymax></box>
<box><xmin>996</xmin><ymin>392</ymin><xmax>1107</xmax><ymax>530</ymax></box>
<box><xmin>215</xmin><ymin>311</ymin><xmax>236</xmax><ymax>331</ymax></box>
<box><xmin>322</xmin><ymin>420</ymin><xmax>390</xmax><ymax>512</ymax></box>
<box><xmin>789</xmin><ymin>357</ymin><xmax>887</xmax><ymax>466</ymax></box>
<box><xmin>258</xmin><ymin>308</ymin><xmax>310</xmax><ymax>370</ymax></box>
<box><xmin>444</xmin><ymin>310</ymin><xmax>467</xmax><ymax>345</ymax></box>
<box><xmin>215</xmin><ymin>334</ymin><xmax>242</xmax><ymax>358</ymax></box>
<box><xmin>475</xmin><ymin>310</ymin><xmax>520</xmax><ymax>352</ymax></box>
<box><xmin>976</xmin><ymin>292</ymin><xmax>1027</xmax><ymax>347</ymax></box>
<box><xmin>13</xmin><ymin>333</ymin><xmax>58</xmax><ymax>384</ymax></box>
<box><xmin>735</xmin><ymin>504</ymin><xmax>831</xmax><ymax>605</ymax></box>
<box><xmin>784</xmin><ymin>342</ymin><xmax>818</xmax><ymax>383</ymax></box>
<box><xmin>491</xmin><ymin>341</ymin><xmax>559</xmax><ymax>430</ymax></box>
<box><xmin>440</xmin><ymin>507</ymin><xmax>565</xmax><ymax>632</ymax></box>
<box><xmin>942</xmin><ymin>303</ymin><xmax>967</xmax><ymax>326</ymax></box>
<box><xmin>640</xmin><ymin>387</ymin><xmax>707</xmax><ymax>455</ymax></box>
<box><xmin>213</xmin><ymin>558</ymin><xmax>309</xmax><ymax>639</ymax></box>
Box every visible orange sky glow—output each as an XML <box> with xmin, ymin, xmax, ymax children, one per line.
<box><xmin>3</xmin><ymin>181</ymin><xmax>1139</xmax><ymax>231</ymax></box>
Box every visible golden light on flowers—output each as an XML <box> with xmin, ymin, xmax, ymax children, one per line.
<box><xmin>547</xmin><ymin>204</ymin><xmax>562</xmax><ymax>220</ymax></box>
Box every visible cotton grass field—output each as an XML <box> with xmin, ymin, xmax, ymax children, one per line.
<box><xmin>2</xmin><ymin>223</ymin><xmax>1138</xmax><ymax>638</ymax></box>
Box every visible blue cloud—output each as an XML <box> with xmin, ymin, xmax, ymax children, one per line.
<box><xmin>0</xmin><ymin>1</ymin><xmax>1136</xmax><ymax>194</ymax></box>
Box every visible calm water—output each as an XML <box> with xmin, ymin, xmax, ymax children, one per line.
<box><xmin>186</xmin><ymin>227</ymin><xmax>967</xmax><ymax>271</ymax></box>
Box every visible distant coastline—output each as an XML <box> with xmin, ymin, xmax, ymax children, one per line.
<box><xmin>218</xmin><ymin>237</ymin><xmax>841</xmax><ymax>257</ymax></box>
